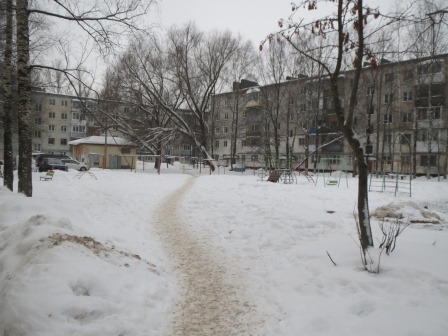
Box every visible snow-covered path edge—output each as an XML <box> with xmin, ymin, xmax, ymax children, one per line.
<box><xmin>154</xmin><ymin>176</ymin><xmax>264</xmax><ymax>335</ymax></box>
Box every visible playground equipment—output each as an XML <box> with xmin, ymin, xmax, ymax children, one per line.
<box><xmin>314</xmin><ymin>157</ymin><xmax>348</xmax><ymax>188</ymax></box>
<box><xmin>266</xmin><ymin>169</ymin><xmax>297</xmax><ymax>184</ymax></box>
<box><xmin>369</xmin><ymin>172</ymin><xmax>412</xmax><ymax>197</ymax></box>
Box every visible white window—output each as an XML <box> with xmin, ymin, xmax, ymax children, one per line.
<box><xmin>214</xmin><ymin>140</ymin><xmax>219</xmax><ymax>148</ymax></box>
<box><xmin>224</xmin><ymin>112</ymin><xmax>229</xmax><ymax>120</ymax></box>
<box><xmin>61</xmin><ymin>113</ymin><xmax>68</xmax><ymax>120</ymax></box>
<box><xmin>49</xmin><ymin>125</ymin><xmax>55</xmax><ymax>131</ymax></box>
<box><xmin>223</xmin><ymin>126</ymin><xmax>228</xmax><ymax>134</ymax></box>
<box><xmin>384</xmin><ymin>93</ymin><xmax>393</xmax><ymax>104</ymax></box>
<box><xmin>61</xmin><ymin>100</ymin><xmax>68</xmax><ymax>106</ymax></box>
<box><xmin>49</xmin><ymin>99</ymin><xmax>56</xmax><ymax>105</ymax></box>
<box><xmin>367</xmin><ymin>87</ymin><xmax>375</xmax><ymax>96</ymax></box>
<box><xmin>402</xmin><ymin>112</ymin><xmax>413</xmax><ymax>123</ymax></box>
<box><xmin>403</xmin><ymin>91</ymin><xmax>413</xmax><ymax>102</ymax></box>
<box><xmin>49</xmin><ymin>112</ymin><xmax>56</xmax><ymax>118</ymax></box>
<box><xmin>214</xmin><ymin>127</ymin><xmax>220</xmax><ymax>134</ymax></box>
<box><xmin>223</xmin><ymin>140</ymin><xmax>228</xmax><ymax>147</ymax></box>
<box><xmin>61</xmin><ymin>126</ymin><xmax>67</xmax><ymax>132</ymax></box>
<box><xmin>34</xmin><ymin>130</ymin><xmax>41</xmax><ymax>138</ymax></box>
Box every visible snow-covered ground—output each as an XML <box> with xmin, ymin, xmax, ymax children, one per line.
<box><xmin>1</xmin><ymin>163</ymin><xmax>447</xmax><ymax>336</ymax></box>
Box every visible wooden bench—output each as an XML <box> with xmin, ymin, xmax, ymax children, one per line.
<box><xmin>40</xmin><ymin>171</ymin><xmax>54</xmax><ymax>181</ymax></box>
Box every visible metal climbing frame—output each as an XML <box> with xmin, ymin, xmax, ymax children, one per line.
<box><xmin>368</xmin><ymin>172</ymin><xmax>412</xmax><ymax>197</ymax></box>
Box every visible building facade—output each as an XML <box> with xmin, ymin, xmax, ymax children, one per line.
<box><xmin>30</xmin><ymin>89</ymin><xmax>98</xmax><ymax>156</ymax></box>
<box><xmin>210</xmin><ymin>54</ymin><xmax>448</xmax><ymax>176</ymax></box>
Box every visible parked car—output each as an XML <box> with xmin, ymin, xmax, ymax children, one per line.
<box><xmin>38</xmin><ymin>157</ymin><xmax>68</xmax><ymax>172</ymax></box>
<box><xmin>36</xmin><ymin>154</ymin><xmax>71</xmax><ymax>171</ymax></box>
<box><xmin>61</xmin><ymin>158</ymin><xmax>88</xmax><ymax>171</ymax></box>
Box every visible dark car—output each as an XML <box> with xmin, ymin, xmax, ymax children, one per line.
<box><xmin>38</xmin><ymin>157</ymin><xmax>68</xmax><ymax>172</ymax></box>
<box><xmin>36</xmin><ymin>154</ymin><xmax>70</xmax><ymax>172</ymax></box>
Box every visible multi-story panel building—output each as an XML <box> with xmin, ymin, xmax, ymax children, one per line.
<box><xmin>30</xmin><ymin>90</ymin><xmax>98</xmax><ymax>156</ymax></box>
<box><xmin>211</xmin><ymin>54</ymin><xmax>448</xmax><ymax>176</ymax></box>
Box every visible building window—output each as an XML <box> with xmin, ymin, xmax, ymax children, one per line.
<box><xmin>49</xmin><ymin>125</ymin><xmax>55</xmax><ymax>131</ymax></box>
<box><xmin>251</xmin><ymin>124</ymin><xmax>259</xmax><ymax>132</ymax></box>
<box><xmin>72</xmin><ymin>112</ymin><xmax>80</xmax><ymax>120</ymax></box>
<box><xmin>420</xmin><ymin>155</ymin><xmax>437</xmax><ymax>167</ymax></box>
<box><xmin>224</xmin><ymin>112</ymin><xmax>229</xmax><ymax>120</ymax></box>
<box><xmin>49</xmin><ymin>98</ymin><xmax>56</xmax><ymax>105</ymax></box>
<box><xmin>367</xmin><ymin>87</ymin><xmax>375</xmax><ymax>96</ymax></box>
<box><xmin>383</xmin><ymin>114</ymin><xmax>392</xmax><ymax>123</ymax></box>
<box><xmin>366</xmin><ymin>104</ymin><xmax>374</xmax><ymax>114</ymax></box>
<box><xmin>60</xmin><ymin>138</ymin><xmax>68</xmax><ymax>145</ymax></box>
<box><xmin>417</xmin><ymin>107</ymin><xmax>441</xmax><ymax>120</ymax></box>
<box><xmin>215</xmin><ymin>99</ymin><xmax>220</xmax><ymax>107</ymax></box>
<box><xmin>403</xmin><ymin>91</ymin><xmax>413</xmax><ymax>102</ymax></box>
<box><xmin>48</xmin><ymin>138</ymin><xmax>55</xmax><ymax>145</ymax></box>
<box><xmin>385</xmin><ymin>73</ymin><xmax>394</xmax><ymax>83</ymax></box>
<box><xmin>34</xmin><ymin>130</ymin><xmax>41</xmax><ymax>138</ymax></box>
<box><xmin>417</xmin><ymin>129</ymin><xmax>427</xmax><ymax>141</ymax></box>
<box><xmin>49</xmin><ymin>112</ymin><xmax>56</xmax><ymax>118</ymax></box>
<box><xmin>223</xmin><ymin>126</ymin><xmax>228</xmax><ymax>134</ymax></box>
<box><xmin>121</xmin><ymin>147</ymin><xmax>131</xmax><ymax>154</ymax></box>
<box><xmin>384</xmin><ymin>93</ymin><xmax>393</xmax><ymax>104</ymax></box>
<box><xmin>224</xmin><ymin>98</ymin><xmax>229</xmax><ymax>106</ymax></box>
<box><xmin>34</xmin><ymin>143</ymin><xmax>41</xmax><ymax>151</ymax></box>
<box><xmin>403</xmin><ymin>70</ymin><xmax>413</xmax><ymax>81</ymax></box>
<box><xmin>214</xmin><ymin>140</ymin><xmax>219</xmax><ymax>148</ymax></box>
<box><xmin>400</xmin><ymin>133</ymin><xmax>412</xmax><ymax>145</ymax></box>
<box><xmin>365</xmin><ymin>144</ymin><xmax>373</xmax><ymax>154</ymax></box>
<box><xmin>223</xmin><ymin>140</ymin><xmax>228</xmax><ymax>147</ymax></box>
<box><xmin>289</xmin><ymin>129</ymin><xmax>294</xmax><ymax>137</ymax></box>
<box><xmin>242</xmin><ymin>139</ymin><xmax>247</xmax><ymax>146</ymax></box>
<box><xmin>34</xmin><ymin>117</ymin><xmax>41</xmax><ymax>125</ymax></box>
<box><xmin>299</xmin><ymin>103</ymin><xmax>306</xmax><ymax>112</ymax></box>
<box><xmin>214</xmin><ymin>127</ymin><xmax>220</xmax><ymax>134</ymax></box>
<box><xmin>288</xmin><ymin>96</ymin><xmax>294</xmax><ymax>105</ymax></box>
<box><xmin>61</xmin><ymin>113</ymin><xmax>68</xmax><ymax>120</ymax></box>
<box><xmin>215</xmin><ymin>113</ymin><xmax>220</xmax><ymax>121</ymax></box>
<box><xmin>35</xmin><ymin>103</ymin><xmax>42</xmax><ymax>111</ymax></box>
<box><xmin>72</xmin><ymin>125</ymin><xmax>86</xmax><ymax>133</ymax></box>
<box><xmin>402</xmin><ymin>112</ymin><xmax>413</xmax><ymax>123</ymax></box>
<box><xmin>61</xmin><ymin>100</ymin><xmax>68</xmax><ymax>107</ymax></box>
<box><xmin>61</xmin><ymin>125</ymin><xmax>67</xmax><ymax>132</ymax></box>
<box><xmin>298</xmin><ymin>137</ymin><xmax>305</xmax><ymax>146</ymax></box>
<box><xmin>383</xmin><ymin>133</ymin><xmax>391</xmax><ymax>144</ymax></box>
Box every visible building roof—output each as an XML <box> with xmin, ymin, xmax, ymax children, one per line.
<box><xmin>68</xmin><ymin>136</ymin><xmax>135</xmax><ymax>146</ymax></box>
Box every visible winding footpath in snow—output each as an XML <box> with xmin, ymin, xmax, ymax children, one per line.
<box><xmin>154</xmin><ymin>177</ymin><xmax>263</xmax><ymax>336</ymax></box>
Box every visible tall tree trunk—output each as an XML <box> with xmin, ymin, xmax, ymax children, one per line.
<box><xmin>17</xmin><ymin>0</ymin><xmax>33</xmax><ymax>196</ymax></box>
<box><xmin>2</xmin><ymin>0</ymin><xmax>14</xmax><ymax>191</ymax></box>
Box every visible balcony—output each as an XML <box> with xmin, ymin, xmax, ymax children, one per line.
<box><xmin>70</xmin><ymin>132</ymin><xmax>86</xmax><ymax>140</ymax></box>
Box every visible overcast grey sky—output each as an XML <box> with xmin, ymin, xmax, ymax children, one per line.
<box><xmin>153</xmin><ymin>0</ymin><xmax>396</xmax><ymax>45</ymax></box>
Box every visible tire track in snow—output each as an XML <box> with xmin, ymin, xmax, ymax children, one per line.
<box><xmin>154</xmin><ymin>177</ymin><xmax>263</xmax><ymax>336</ymax></box>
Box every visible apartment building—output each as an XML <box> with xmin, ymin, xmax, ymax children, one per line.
<box><xmin>30</xmin><ymin>89</ymin><xmax>98</xmax><ymax>156</ymax></box>
<box><xmin>211</xmin><ymin>54</ymin><xmax>448</xmax><ymax>176</ymax></box>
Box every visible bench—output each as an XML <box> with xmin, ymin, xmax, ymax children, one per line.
<box><xmin>40</xmin><ymin>171</ymin><xmax>54</xmax><ymax>181</ymax></box>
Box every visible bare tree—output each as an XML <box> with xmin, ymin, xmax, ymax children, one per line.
<box><xmin>266</xmin><ymin>0</ymin><xmax>387</xmax><ymax>257</ymax></box>
<box><xmin>12</xmin><ymin>0</ymin><xmax>155</xmax><ymax>196</ymax></box>
<box><xmin>2</xmin><ymin>0</ymin><xmax>14</xmax><ymax>191</ymax></box>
